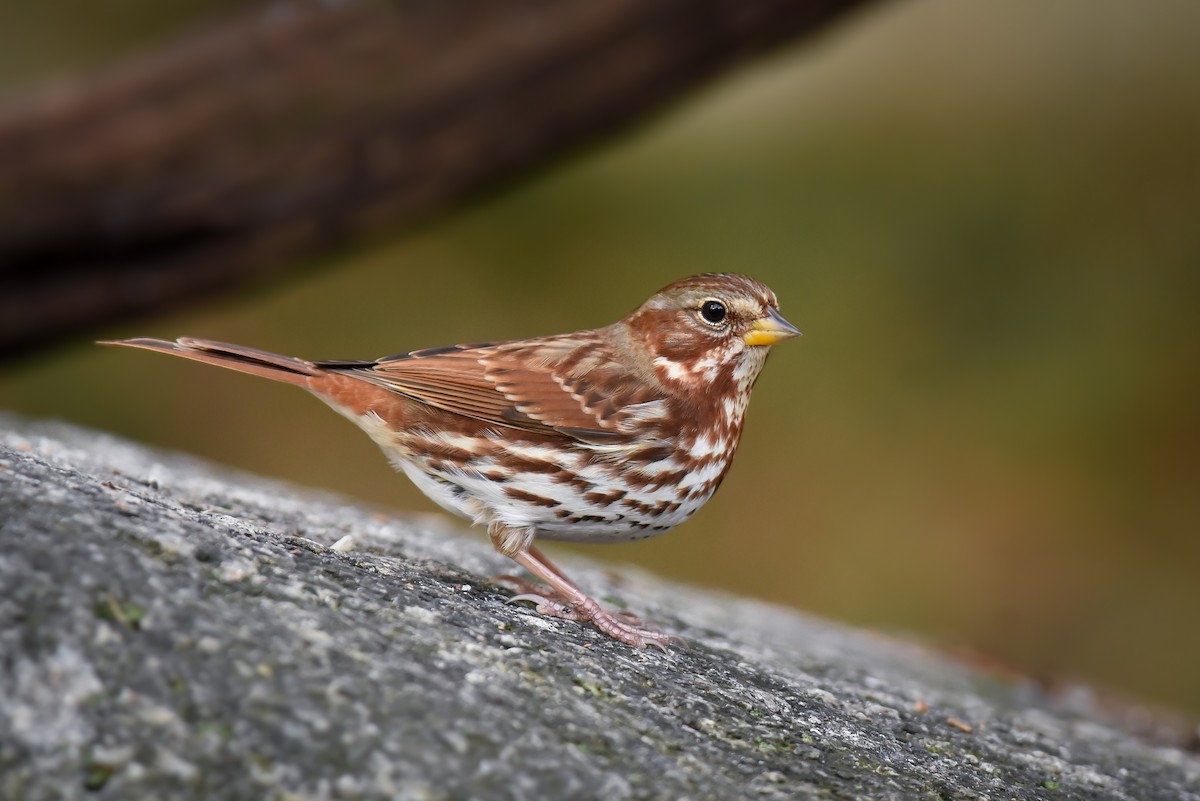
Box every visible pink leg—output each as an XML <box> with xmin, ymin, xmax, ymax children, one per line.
<box><xmin>506</xmin><ymin>545</ymin><xmax>681</xmax><ymax>650</ymax></box>
<box><xmin>491</xmin><ymin>573</ymin><xmax>590</xmax><ymax>621</ymax></box>
<box><xmin>494</xmin><ymin>565</ymin><xmax>645</xmax><ymax>625</ymax></box>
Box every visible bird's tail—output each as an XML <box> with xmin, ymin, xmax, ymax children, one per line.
<box><xmin>99</xmin><ymin>337</ymin><xmax>321</xmax><ymax>387</ymax></box>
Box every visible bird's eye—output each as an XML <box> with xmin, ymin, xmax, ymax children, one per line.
<box><xmin>699</xmin><ymin>300</ymin><xmax>727</xmax><ymax>326</ymax></box>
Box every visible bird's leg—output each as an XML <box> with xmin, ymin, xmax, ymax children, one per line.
<box><xmin>487</xmin><ymin>523</ymin><xmax>678</xmax><ymax>649</ymax></box>
<box><xmin>494</xmin><ymin>550</ymin><xmax>645</xmax><ymax>626</ymax></box>
<box><xmin>491</xmin><ymin>573</ymin><xmax>589</xmax><ymax>621</ymax></box>
<box><xmin>513</xmin><ymin>546</ymin><xmax>678</xmax><ymax>649</ymax></box>
<box><xmin>486</xmin><ymin>523</ymin><xmax>582</xmax><ymax>614</ymax></box>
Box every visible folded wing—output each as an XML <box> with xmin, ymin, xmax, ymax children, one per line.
<box><xmin>321</xmin><ymin>333</ymin><xmax>666</xmax><ymax>444</ymax></box>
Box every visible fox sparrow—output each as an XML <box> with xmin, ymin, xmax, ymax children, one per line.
<box><xmin>103</xmin><ymin>273</ymin><xmax>800</xmax><ymax>648</ymax></box>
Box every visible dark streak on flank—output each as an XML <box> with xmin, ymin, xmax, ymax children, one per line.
<box><xmin>568</xmin><ymin>514</ymin><xmax>607</xmax><ymax>524</ymax></box>
<box><xmin>504</xmin><ymin>488</ymin><xmax>559</xmax><ymax>508</ymax></box>
<box><xmin>504</xmin><ymin>455</ymin><xmax>564</xmax><ymax>475</ymax></box>
<box><xmin>584</xmin><ymin>489</ymin><xmax>626</xmax><ymax>506</ymax></box>
<box><xmin>552</xmin><ymin>471</ymin><xmax>594</xmax><ymax>493</ymax></box>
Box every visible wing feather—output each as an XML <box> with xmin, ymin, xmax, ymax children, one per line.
<box><xmin>331</xmin><ymin>332</ymin><xmax>666</xmax><ymax>443</ymax></box>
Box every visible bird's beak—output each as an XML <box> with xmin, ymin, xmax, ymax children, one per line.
<box><xmin>743</xmin><ymin>307</ymin><xmax>802</xmax><ymax>347</ymax></box>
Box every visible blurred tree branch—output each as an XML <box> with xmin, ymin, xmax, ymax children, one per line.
<box><xmin>0</xmin><ymin>0</ymin><xmax>877</xmax><ymax>360</ymax></box>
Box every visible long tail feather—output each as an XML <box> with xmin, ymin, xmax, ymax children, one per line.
<box><xmin>99</xmin><ymin>337</ymin><xmax>320</xmax><ymax>387</ymax></box>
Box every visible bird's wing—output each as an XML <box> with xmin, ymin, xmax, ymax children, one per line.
<box><xmin>320</xmin><ymin>334</ymin><xmax>666</xmax><ymax>444</ymax></box>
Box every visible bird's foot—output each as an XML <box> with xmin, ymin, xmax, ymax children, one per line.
<box><xmin>492</xmin><ymin>574</ymin><xmax>683</xmax><ymax>649</ymax></box>
<box><xmin>584</xmin><ymin>607</ymin><xmax>685</xmax><ymax>651</ymax></box>
<box><xmin>493</xmin><ymin>574</ymin><xmax>590</xmax><ymax>621</ymax></box>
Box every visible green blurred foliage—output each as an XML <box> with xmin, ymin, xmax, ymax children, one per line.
<box><xmin>2</xmin><ymin>1</ymin><xmax>1198</xmax><ymax>715</ymax></box>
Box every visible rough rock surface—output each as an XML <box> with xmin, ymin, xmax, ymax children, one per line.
<box><xmin>1</xmin><ymin>415</ymin><xmax>1197</xmax><ymax>801</ymax></box>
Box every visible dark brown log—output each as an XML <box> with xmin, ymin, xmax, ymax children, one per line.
<box><xmin>0</xmin><ymin>0</ymin><xmax>877</xmax><ymax>359</ymax></box>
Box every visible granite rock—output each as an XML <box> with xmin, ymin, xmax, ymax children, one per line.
<box><xmin>1</xmin><ymin>416</ymin><xmax>1196</xmax><ymax>800</ymax></box>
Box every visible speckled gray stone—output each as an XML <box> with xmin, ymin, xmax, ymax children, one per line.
<box><xmin>1</xmin><ymin>415</ymin><xmax>1197</xmax><ymax>801</ymax></box>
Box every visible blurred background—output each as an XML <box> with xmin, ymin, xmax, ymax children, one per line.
<box><xmin>1</xmin><ymin>0</ymin><xmax>1197</xmax><ymax>716</ymax></box>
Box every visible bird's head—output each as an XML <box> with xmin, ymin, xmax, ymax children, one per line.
<box><xmin>621</xmin><ymin>273</ymin><xmax>800</xmax><ymax>393</ymax></box>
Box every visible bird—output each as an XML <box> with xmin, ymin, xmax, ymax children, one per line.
<box><xmin>101</xmin><ymin>273</ymin><xmax>800</xmax><ymax>648</ymax></box>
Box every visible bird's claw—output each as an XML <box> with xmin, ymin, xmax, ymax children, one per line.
<box><xmin>495</xmin><ymin>575</ymin><xmax>683</xmax><ymax>649</ymax></box>
<box><xmin>506</xmin><ymin>592</ymin><xmax>589</xmax><ymax>621</ymax></box>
